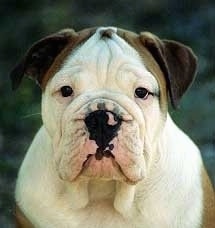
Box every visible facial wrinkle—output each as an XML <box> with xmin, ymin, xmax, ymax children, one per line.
<box><xmin>105</xmin><ymin>38</ymin><xmax>139</xmax><ymax>89</ymax></box>
<box><xmin>96</xmin><ymin>40</ymin><xmax>111</xmax><ymax>86</ymax></box>
<box><xmin>104</xmin><ymin>39</ymin><xmax>125</xmax><ymax>87</ymax></box>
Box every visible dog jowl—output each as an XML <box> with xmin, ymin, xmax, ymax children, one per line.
<box><xmin>11</xmin><ymin>27</ymin><xmax>215</xmax><ymax>228</ymax></box>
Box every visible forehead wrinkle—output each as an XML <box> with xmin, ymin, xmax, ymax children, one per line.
<box><xmin>105</xmin><ymin>39</ymin><xmax>134</xmax><ymax>83</ymax></box>
<box><xmin>95</xmin><ymin>40</ymin><xmax>111</xmax><ymax>85</ymax></box>
<box><xmin>106</xmin><ymin>36</ymin><xmax>160</xmax><ymax>92</ymax></box>
<box><xmin>49</xmin><ymin>65</ymin><xmax>82</xmax><ymax>90</ymax></box>
<box><xmin>58</xmin><ymin>38</ymin><xmax>113</xmax><ymax>87</ymax></box>
<box><xmin>56</xmin><ymin>31</ymin><xmax>159</xmax><ymax>94</ymax></box>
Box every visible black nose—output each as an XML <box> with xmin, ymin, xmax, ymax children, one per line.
<box><xmin>84</xmin><ymin>110</ymin><xmax>122</xmax><ymax>150</ymax></box>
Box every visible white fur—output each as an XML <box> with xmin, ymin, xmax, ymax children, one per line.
<box><xmin>16</xmin><ymin>117</ymin><xmax>203</xmax><ymax>228</ymax></box>
<box><xmin>16</xmin><ymin>27</ymin><xmax>203</xmax><ymax>228</ymax></box>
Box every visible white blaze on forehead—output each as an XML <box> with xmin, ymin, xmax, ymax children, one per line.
<box><xmin>54</xmin><ymin>27</ymin><xmax>158</xmax><ymax>92</ymax></box>
<box><xmin>69</xmin><ymin>27</ymin><xmax>141</xmax><ymax>60</ymax></box>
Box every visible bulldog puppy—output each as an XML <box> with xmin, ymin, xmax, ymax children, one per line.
<box><xmin>11</xmin><ymin>27</ymin><xmax>215</xmax><ymax>228</ymax></box>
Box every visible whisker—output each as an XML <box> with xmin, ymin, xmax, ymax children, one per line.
<box><xmin>21</xmin><ymin>113</ymin><xmax>41</xmax><ymax>119</ymax></box>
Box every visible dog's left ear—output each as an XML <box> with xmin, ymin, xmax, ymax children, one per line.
<box><xmin>140</xmin><ymin>32</ymin><xmax>197</xmax><ymax>108</ymax></box>
<box><xmin>10</xmin><ymin>29</ymin><xmax>79</xmax><ymax>90</ymax></box>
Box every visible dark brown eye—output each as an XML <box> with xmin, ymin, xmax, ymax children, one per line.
<box><xmin>135</xmin><ymin>87</ymin><xmax>150</xmax><ymax>99</ymax></box>
<box><xmin>60</xmin><ymin>86</ymin><xmax>73</xmax><ymax>97</ymax></box>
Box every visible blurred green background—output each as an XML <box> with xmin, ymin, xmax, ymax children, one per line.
<box><xmin>0</xmin><ymin>0</ymin><xmax>214</xmax><ymax>227</ymax></box>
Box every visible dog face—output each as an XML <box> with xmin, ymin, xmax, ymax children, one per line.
<box><xmin>42</xmin><ymin>27</ymin><xmax>164</xmax><ymax>184</ymax></box>
<box><xmin>10</xmin><ymin>27</ymin><xmax>197</xmax><ymax>185</ymax></box>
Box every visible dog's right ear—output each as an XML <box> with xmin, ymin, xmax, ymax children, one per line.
<box><xmin>10</xmin><ymin>29</ymin><xmax>79</xmax><ymax>90</ymax></box>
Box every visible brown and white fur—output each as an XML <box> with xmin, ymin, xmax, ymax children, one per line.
<box><xmin>11</xmin><ymin>27</ymin><xmax>215</xmax><ymax>228</ymax></box>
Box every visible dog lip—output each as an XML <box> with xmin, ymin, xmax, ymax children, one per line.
<box><xmin>80</xmin><ymin>153</ymin><xmax>139</xmax><ymax>185</ymax></box>
<box><xmin>81</xmin><ymin>153</ymin><xmax>114</xmax><ymax>171</ymax></box>
<box><xmin>82</xmin><ymin>154</ymin><xmax>94</xmax><ymax>168</ymax></box>
<box><xmin>72</xmin><ymin>114</ymin><xmax>86</xmax><ymax>120</ymax></box>
<box><xmin>82</xmin><ymin>150</ymin><xmax>115</xmax><ymax>168</ymax></box>
<box><xmin>121</xmin><ymin>114</ymin><xmax>133</xmax><ymax>121</ymax></box>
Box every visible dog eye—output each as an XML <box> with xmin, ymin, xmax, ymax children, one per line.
<box><xmin>60</xmin><ymin>86</ymin><xmax>73</xmax><ymax>97</ymax></box>
<box><xmin>134</xmin><ymin>87</ymin><xmax>150</xmax><ymax>99</ymax></box>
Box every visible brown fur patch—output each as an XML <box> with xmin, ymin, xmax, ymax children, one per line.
<box><xmin>201</xmin><ymin>167</ymin><xmax>215</xmax><ymax>228</ymax></box>
<box><xmin>41</xmin><ymin>28</ymin><xmax>97</xmax><ymax>89</ymax></box>
<box><xmin>15</xmin><ymin>205</ymin><xmax>34</xmax><ymax>228</ymax></box>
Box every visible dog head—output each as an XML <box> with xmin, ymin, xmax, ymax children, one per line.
<box><xmin>10</xmin><ymin>27</ymin><xmax>197</xmax><ymax>184</ymax></box>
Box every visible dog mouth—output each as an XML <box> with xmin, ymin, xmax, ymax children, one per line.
<box><xmin>79</xmin><ymin>109</ymin><xmax>129</xmax><ymax>181</ymax></box>
<box><xmin>57</xmin><ymin>98</ymin><xmax>145</xmax><ymax>184</ymax></box>
<box><xmin>82</xmin><ymin>151</ymin><xmax>115</xmax><ymax>169</ymax></box>
<box><xmin>73</xmin><ymin>132</ymin><xmax>144</xmax><ymax>184</ymax></box>
<box><xmin>82</xmin><ymin>146</ymin><xmax>115</xmax><ymax>167</ymax></box>
<box><xmin>57</xmin><ymin>124</ymin><xmax>145</xmax><ymax>184</ymax></box>
<box><xmin>79</xmin><ymin>144</ymin><xmax>128</xmax><ymax>182</ymax></box>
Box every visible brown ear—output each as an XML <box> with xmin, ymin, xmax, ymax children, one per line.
<box><xmin>140</xmin><ymin>32</ymin><xmax>197</xmax><ymax>108</ymax></box>
<box><xmin>10</xmin><ymin>29</ymin><xmax>78</xmax><ymax>90</ymax></box>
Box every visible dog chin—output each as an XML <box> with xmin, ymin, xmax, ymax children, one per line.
<box><xmin>80</xmin><ymin>154</ymin><xmax>127</xmax><ymax>182</ymax></box>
